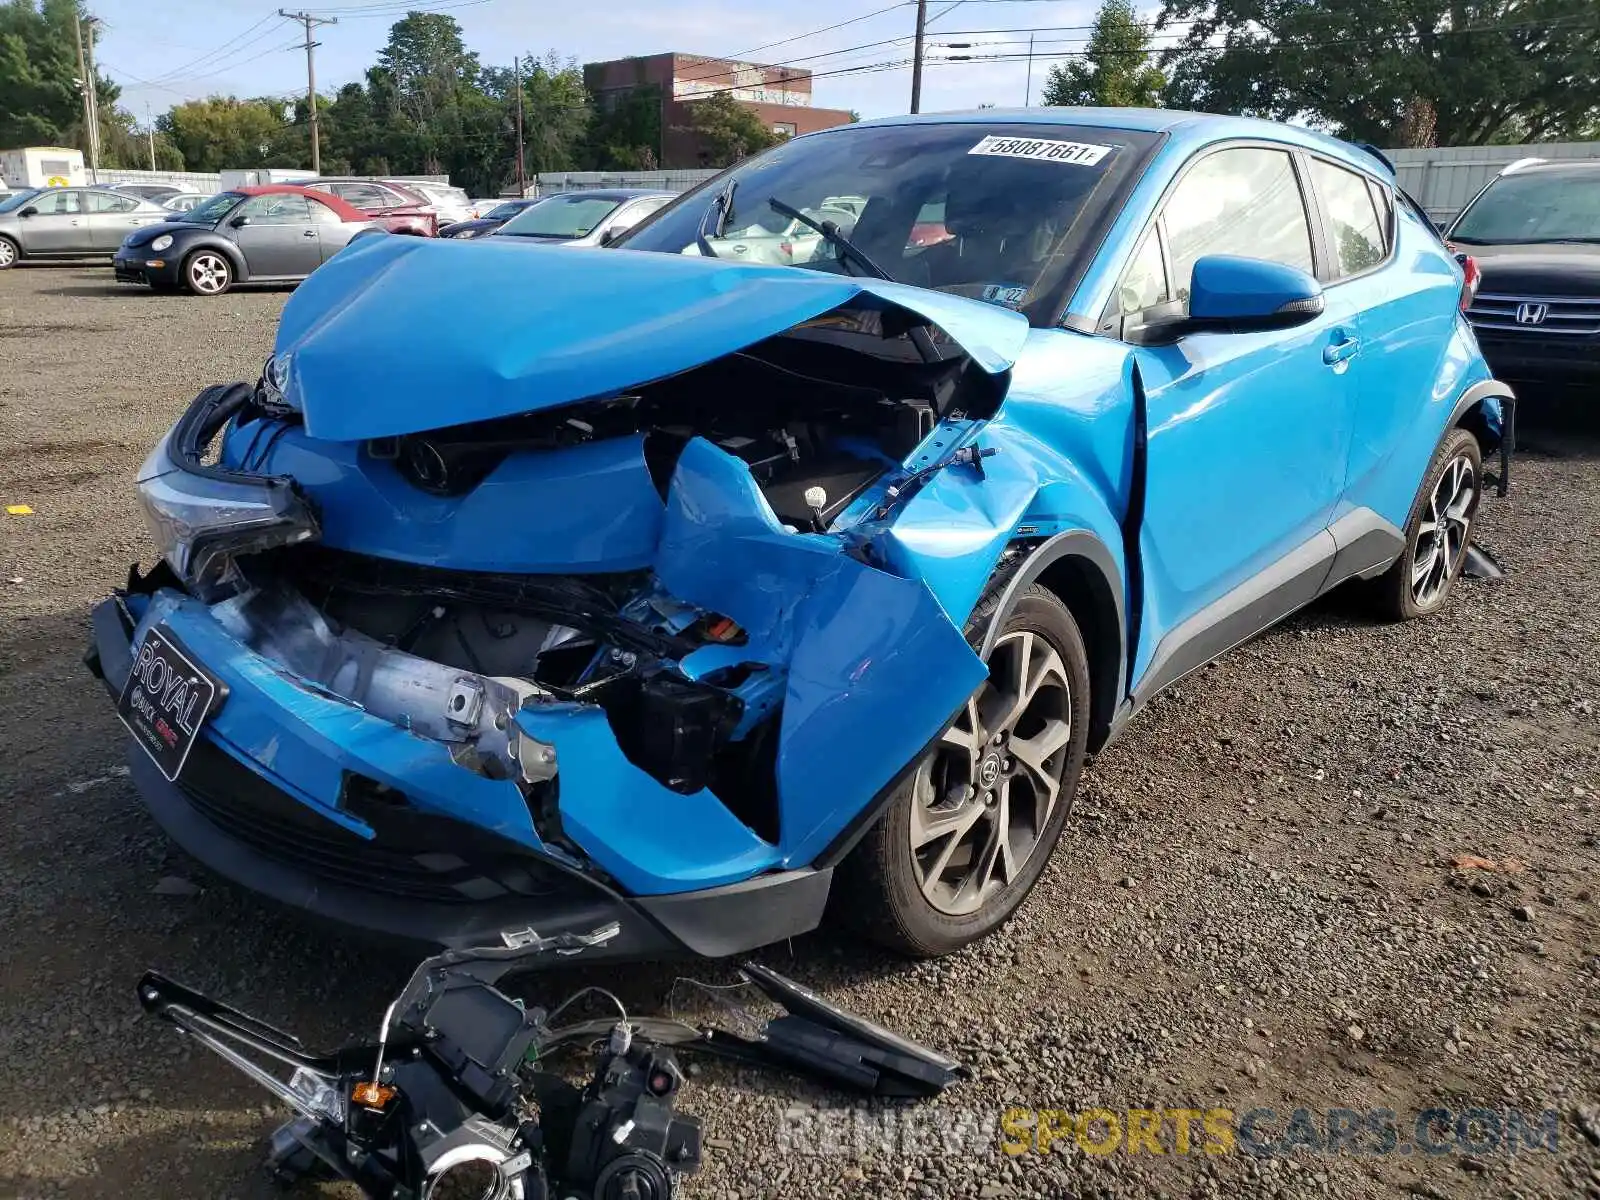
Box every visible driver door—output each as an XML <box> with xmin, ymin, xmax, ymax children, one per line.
<box><xmin>230</xmin><ymin>193</ymin><xmax>321</xmax><ymax>277</ymax></box>
<box><xmin>1118</xmin><ymin>145</ymin><xmax>1359</xmax><ymax>699</ymax></box>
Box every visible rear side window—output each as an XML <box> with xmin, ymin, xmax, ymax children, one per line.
<box><xmin>1309</xmin><ymin>159</ymin><xmax>1386</xmax><ymax>277</ymax></box>
<box><xmin>87</xmin><ymin>191</ymin><xmax>138</xmax><ymax>213</ymax></box>
<box><xmin>333</xmin><ymin>183</ymin><xmax>386</xmax><ymax>210</ymax></box>
<box><xmin>1163</xmin><ymin>148</ymin><xmax>1314</xmax><ymax>305</ymax></box>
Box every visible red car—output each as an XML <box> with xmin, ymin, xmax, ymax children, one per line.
<box><xmin>303</xmin><ymin>178</ymin><xmax>440</xmax><ymax>238</ymax></box>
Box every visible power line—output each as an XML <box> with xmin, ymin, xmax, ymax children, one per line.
<box><xmin>141</xmin><ymin>14</ymin><xmax>287</xmax><ymax>85</ymax></box>
<box><xmin>717</xmin><ymin>2</ymin><xmax>911</xmax><ymax>62</ymax></box>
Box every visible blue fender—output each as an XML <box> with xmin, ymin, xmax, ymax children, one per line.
<box><xmin>651</xmin><ymin>437</ymin><xmax>989</xmax><ymax>867</ymax></box>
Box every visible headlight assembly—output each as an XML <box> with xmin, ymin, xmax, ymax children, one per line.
<box><xmin>150</xmin><ymin>234</ymin><xmax>173</xmax><ymax>252</ymax></box>
<box><xmin>136</xmin><ymin>385</ymin><xmax>319</xmax><ymax>595</ymax></box>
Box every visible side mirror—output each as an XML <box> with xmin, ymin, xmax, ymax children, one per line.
<box><xmin>18</xmin><ymin>206</ymin><xmax>36</xmax><ymax>218</ymax></box>
<box><xmin>229</xmin><ymin>215</ymin><xmax>251</xmax><ymax>228</ymax></box>
<box><xmin>1184</xmin><ymin>254</ymin><xmax>1325</xmax><ymax>332</ymax></box>
<box><xmin>598</xmin><ymin>226</ymin><xmax>618</xmax><ymax>246</ymax></box>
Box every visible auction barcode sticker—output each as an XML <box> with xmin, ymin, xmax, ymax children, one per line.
<box><xmin>968</xmin><ymin>135</ymin><xmax>1114</xmax><ymax>166</ymax></box>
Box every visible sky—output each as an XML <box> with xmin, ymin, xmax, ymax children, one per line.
<box><xmin>89</xmin><ymin>0</ymin><xmax>1106</xmax><ymax>127</ymax></box>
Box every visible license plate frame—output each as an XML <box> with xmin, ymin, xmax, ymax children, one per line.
<box><xmin>117</xmin><ymin>624</ymin><xmax>227</xmax><ymax>782</ymax></box>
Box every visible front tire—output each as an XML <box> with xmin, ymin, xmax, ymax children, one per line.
<box><xmin>1369</xmin><ymin>427</ymin><xmax>1482</xmax><ymax>621</ymax></box>
<box><xmin>0</xmin><ymin>236</ymin><xmax>18</xmax><ymax>269</ymax></box>
<box><xmin>835</xmin><ymin>584</ymin><xmax>1091</xmax><ymax>958</ymax></box>
<box><xmin>182</xmin><ymin>250</ymin><xmax>233</xmax><ymax>296</ymax></box>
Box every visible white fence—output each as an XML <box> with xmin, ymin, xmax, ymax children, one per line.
<box><xmin>1384</xmin><ymin>141</ymin><xmax>1600</xmax><ymax>221</ymax></box>
<box><xmin>530</xmin><ymin>169</ymin><xmax>720</xmax><ymax>197</ymax></box>
<box><xmin>94</xmin><ymin>167</ymin><xmax>223</xmax><ymax>192</ymax></box>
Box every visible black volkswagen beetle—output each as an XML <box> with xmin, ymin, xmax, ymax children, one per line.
<box><xmin>113</xmin><ymin>185</ymin><xmax>379</xmax><ymax>296</ymax></box>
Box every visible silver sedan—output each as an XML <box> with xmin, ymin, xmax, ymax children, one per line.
<box><xmin>0</xmin><ymin>187</ymin><xmax>170</xmax><ymax>268</ymax></box>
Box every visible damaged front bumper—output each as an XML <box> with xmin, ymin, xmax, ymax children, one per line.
<box><xmin>85</xmin><ymin>576</ymin><xmax>833</xmax><ymax>958</ymax></box>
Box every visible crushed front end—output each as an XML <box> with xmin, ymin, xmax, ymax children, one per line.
<box><xmin>87</xmin><ymin>238</ymin><xmax>1029</xmax><ymax>957</ymax></box>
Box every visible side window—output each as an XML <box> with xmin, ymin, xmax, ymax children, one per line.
<box><xmin>32</xmin><ymin>190</ymin><xmax>83</xmax><ymax>215</ymax></box>
<box><xmin>306</xmin><ymin>197</ymin><xmax>343</xmax><ymax>224</ymax></box>
<box><xmin>334</xmin><ymin>183</ymin><xmax>386</xmax><ymax>210</ymax></box>
<box><xmin>1164</xmin><ymin>148</ymin><xmax>1314</xmax><ymax>306</ymax></box>
<box><xmin>86</xmin><ymin>191</ymin><xmax>138</xmax><ymax>213</ymax></box>
<box><xmin>1118</xmin><ymin>229</ymin><xmax>1168</xmax><ymax>314</ymax></box>
<box><xmin>1309</xmin><ymin>159</ymin><xmax>1386</xmax><ymax>277</ymax></box>
<box><xmin>241</xmin><ymin>194</ymin><xmax>313</xmax><ymax>224</ymax></box>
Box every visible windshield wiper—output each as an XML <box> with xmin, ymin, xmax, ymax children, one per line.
<box><xmin>696</xmin><ymin>177</ymin><xmax>739</xmax><ymax>258</ymax></box>
<box><xmin>768</xmin><ymin>196</ymin><xmax>889</xmax><ymax>280</ymax></box>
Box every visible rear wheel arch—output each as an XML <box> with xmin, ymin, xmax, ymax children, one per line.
<box><xmin>981</xmin><ymin>531</ymin><xmax>1126</xmax><ymax>753</ymax></box>
<box><xmin>1450</xmin><ymin>378</ymin><xmax>1516</xmax><ymax>465</ymax></box>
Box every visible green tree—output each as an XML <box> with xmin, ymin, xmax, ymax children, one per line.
<box><xmin>1041</xmin><ymin>0</ymin><xmax>1165</xmax><ymax>108</ymax></box>
<box><xmin>156</xmin><ymin>97</ymin><xmax>294</xmax><ymax>172</ymax></box>
<box><xmin>0</xmin><ymin>0</ymin><xmax>82</xmax><ymax>147</ymax></box>
<box><xmin>676</xmin><ymin>90</ymin><xmax>784</xmax><ymax>167</ymax></box>
<box><xmin>583</xmin><ymin>83</ymin><xmax>661</xmax><ymax>169</ymax></box>
<box><xmin>1156</xmin><ymin>0</ymin><xmax>1600</xmax><ymax>146</ymax></box>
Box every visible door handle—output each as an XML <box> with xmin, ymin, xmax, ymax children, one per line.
<box><xmin>1322</xmin><ymin>335</ymin><xmax>1361</xmax><ymax>365</ymax></box>
<box><xmin>302</xmin><ymin>230</ymin><xmax>317</xmax><ymax>238</ymax></box>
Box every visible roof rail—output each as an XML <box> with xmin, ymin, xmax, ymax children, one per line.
<box><xmin>1500</xmin><ymin>157</ymin><xmax>1545</xmax><ymax>175</ymax></box>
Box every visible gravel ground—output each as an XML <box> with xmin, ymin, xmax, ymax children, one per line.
<box><xmin>0</xmin><ymin>264</ymin><xmax>1596</xmax><ymax>1200</ymax></box>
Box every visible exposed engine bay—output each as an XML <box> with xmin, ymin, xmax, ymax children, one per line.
<box><xmin>138</xmin><ymin>934</ymin><xmax>964</xmax><ymax>1200</ymax></box>
<box><xmin>205</xmin><ymin>316</ymin><xmax>998</xmax><ymax>846</ymax></box>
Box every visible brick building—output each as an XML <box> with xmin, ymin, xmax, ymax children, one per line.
<box><xmin>584</xmin><ymin>53</ymin><xmax>855</xmax><ymax>168</ymax></box>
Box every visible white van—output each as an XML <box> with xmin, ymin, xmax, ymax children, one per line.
<box><xmin>0</xmin><ymin>147</ymin><xmax>88</xmax><ymax>190</ymax></box>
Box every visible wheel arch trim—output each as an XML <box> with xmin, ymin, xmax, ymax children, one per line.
<box><xmin>981</xmin><ymin>529</ymin><xmax>1127</xmax><ymax>752</ymax></box>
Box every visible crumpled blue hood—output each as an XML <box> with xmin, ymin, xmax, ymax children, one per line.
<box><xmin>275</xmin><ymin>234</ymin><xmax>1030</xmax><ymax>443</ymax></box>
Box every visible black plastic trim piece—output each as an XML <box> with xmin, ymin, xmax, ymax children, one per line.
<box><xmin>1132</xmin><ymin>528</ymin><xmax>1336</xmax><ymax>707</ymax></box>
<box><xmin>1324</xmin><ymin>508</ymin><xmax>1406</xmax><ymax>587</ymax></box>
<box><xmin>634</xmin><ymin>869</ymin><xmax>834</xmax><ymax>958</ymax></box>
<box><xmin>1450</xmin><ymin>378</ymin><xmax>1517</xmax><ymax>495</ymax></box>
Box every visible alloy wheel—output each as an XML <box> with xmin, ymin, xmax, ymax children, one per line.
<box><xmin>910</xmin><ymin>630</ymin><xmax>1073</xmax><ymax>916</ymax></box>
<box><xmin>188</xmin><ymin>253</ymin><xmax>229</xmax><ymax>295</ymax></box>
<box><xmin>1412</xmin><ymin>454</ymin><xmax>1476</xmax><ymax>607</ymax></box>
<box><xmin>0</xmin><ymin>239</ymin><xmax>15</xmax><ymax>268</ymax></box>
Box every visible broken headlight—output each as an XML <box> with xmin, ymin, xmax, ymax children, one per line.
<box><xmin>256</xmin><ymin>352</ymin><xmax>297</xmax><ymax>415</ymax></box>
<box><xmin>136</xmin><ymin>427</ymin><xmax>318</xmax><ymax>595</ymax></box>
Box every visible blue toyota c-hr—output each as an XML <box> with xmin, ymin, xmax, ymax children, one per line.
<box><xmin>89</xmin><ymin>108</ymin><xmax>1510</xmax><ymax>964</ymax></box>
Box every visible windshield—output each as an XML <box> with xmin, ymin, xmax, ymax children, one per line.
<box><xmin>497</xmin><ymin>194</ymin><xmax>623</xmax><ymax>240</ymax></box>
<box><xmin>1451</xmin><ymin>171</ymin><xmax>1600</xmax><ymax>243</ymax></box>
<box><xmin>180</xmin><ymin>191</ymin><xmax>247</xmax><ymax>225</ymax></box>
<box><xmin>619</xmin><ymin>122</ymin><xmax>1161</xmax><ymax>326</ymax></box>
<box><xmin>0</xmin><ymin>188</ymin><xmax>41</xmax><ymax>213</ymax></box>
<box><xmin>486</xmin><ymin>200</ymin><xmax>531</xmax><ymax>220</ymax></box>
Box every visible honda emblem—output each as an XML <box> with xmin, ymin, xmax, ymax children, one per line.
<box><xmin>1515</xmin><ymin>302</ymin><xmax>1549</xmax><ymax>325</ymax></box>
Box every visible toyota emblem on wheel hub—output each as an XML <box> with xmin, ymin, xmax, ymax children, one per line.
<box><xmin>978</xmin><ymin>754</ymin><xmax>1002</xmax><ymax>789</ymax></box>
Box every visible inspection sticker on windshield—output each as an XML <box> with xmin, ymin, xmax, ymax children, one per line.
<box><xmin>968</xmin><ymin>135</ymin><xmax>1113</xmax><ymax>166</ymax></box>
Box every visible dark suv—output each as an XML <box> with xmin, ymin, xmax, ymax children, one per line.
<box><xmin>1451</xmin><ymin>158</ymin><xmax>1600</xmax><ymax>389</ymax></box>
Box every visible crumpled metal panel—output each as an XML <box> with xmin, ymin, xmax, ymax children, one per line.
<box><xmin>274</xmin><ymin>236</ymin><xmax>1029</xmax><ymax>442</ymax></box>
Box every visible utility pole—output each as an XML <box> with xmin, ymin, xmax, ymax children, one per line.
<box><xmin>909</xmin><ymin>0</ymin><xmax>927</xmax><ymax>114</ymax></box>
<box><xmin>145</xmin><ymin>103</ymin><xmax>157</xmax><ymax>171</ymax></box>
<box><xmin>280</xmin><ymin>10</ymin><xmax>337</xmax><ymax>173</ymax></box>
<box><xmin>513</xmin><ymin>56</ymin><xmax>526</xmax><ymax>196</ymax></box>
<box><xmin>74</xmin><ymin>12</ymin><xmax>102</xmax><ymax>183</ymax></box>
<box><xmin>1023</xmin><ymin>33</ymin><xmax>1035</xmax><ymax>105</ymax></box>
